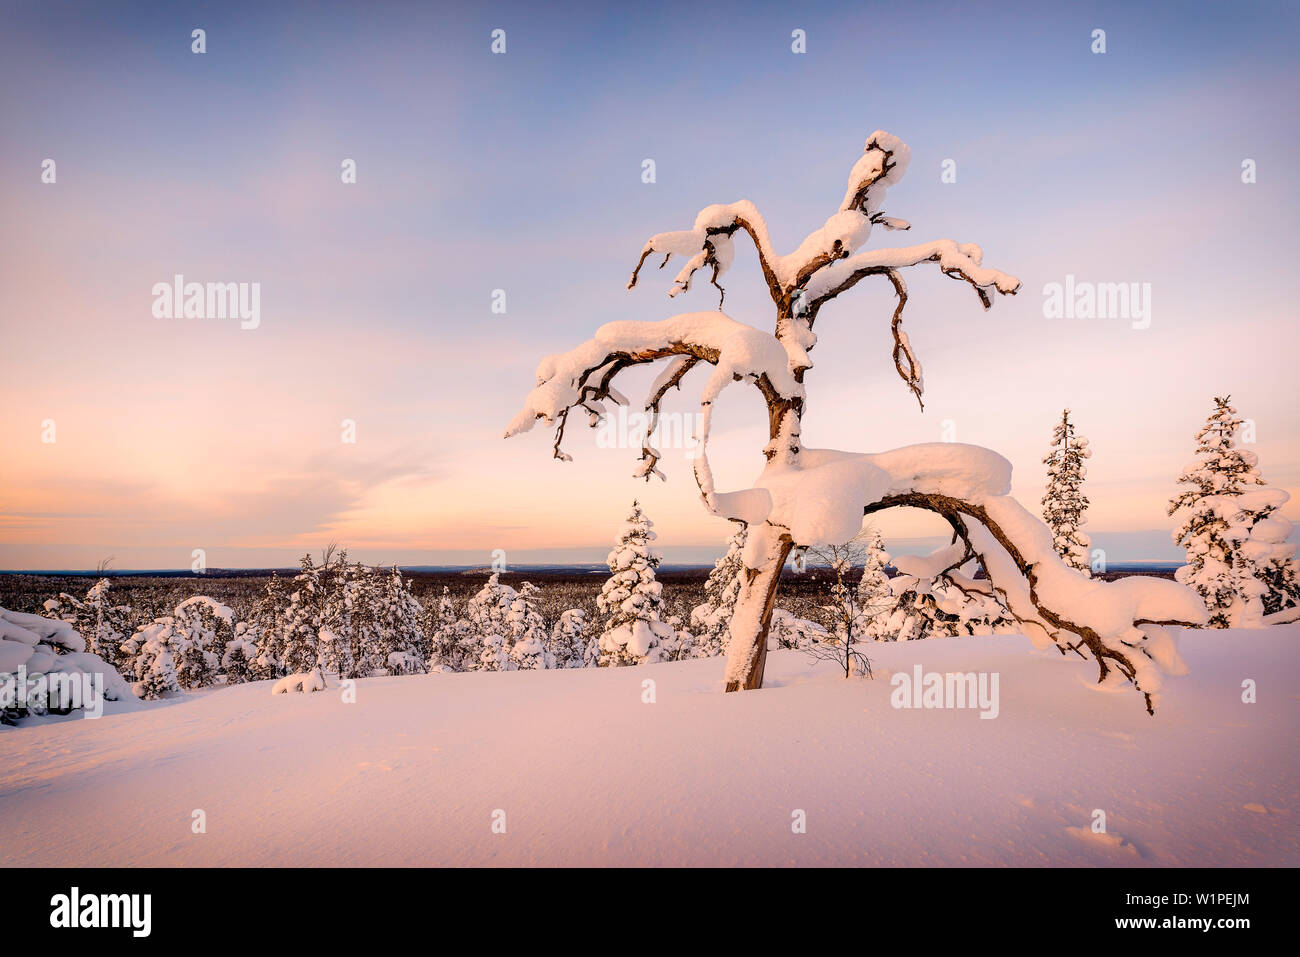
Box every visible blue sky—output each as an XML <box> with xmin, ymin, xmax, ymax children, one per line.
<box><xmin>1</xmin><ymin>0</ymin><xmax>1297</xmax><ymax>568</ymax></box>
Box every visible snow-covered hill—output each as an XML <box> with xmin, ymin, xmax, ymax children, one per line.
<box><xmin>2</xmin><ymin>627</ymin><xmax>1296</xmax><ymax>867</ymax></box>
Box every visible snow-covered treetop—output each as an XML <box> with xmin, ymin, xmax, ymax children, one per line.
<box><xmin>627</xmin><ymin>132</ymin><xmax>913</xmax><ymax>301</ymax></box>
<box><xmin>1170</xmin><ymin>396</ymin><xmax>1263</xmax><ymax>508</ymax></box>
<box><xmin>174</xmin><ymin>595</ymin><xmax>235</xmax><ymax>624</ymax></box>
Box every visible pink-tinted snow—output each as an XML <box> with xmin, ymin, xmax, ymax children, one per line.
<box><xmin>2</xmin><ymin>626</ymin><xmax>1295</xmax><ymax>866</ymax></box>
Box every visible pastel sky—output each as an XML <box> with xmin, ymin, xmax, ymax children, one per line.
<box><xmin>2</xmin><ymin>0</ymin><xmax>1297</xmax><ymax>569</ymax></box>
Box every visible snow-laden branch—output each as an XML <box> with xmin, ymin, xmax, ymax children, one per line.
<box><xmin>504</xmin><ymin>312</ymin><xmax>803</xmax><ymax>482</ymax></box>
<box><xmin>706</xmin><ymin>441</ymin><xmax>1208</xmax><ymax>711</ymax></box>
<box><xmin>627</xmin><ymin>131</ymin><xmax>913</xmax><ymax>305</ymax></box>
<box><xmin>803</xmin><ymin>238</ymin><xmax>1022</xmax><ymax>310</ymax></box>
<box><xmin>627</xmin><ymin>200</ymin><xmax>785</xmax><ymax>305</ymax></box>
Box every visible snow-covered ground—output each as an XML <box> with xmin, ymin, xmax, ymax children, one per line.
<box><xmin>2</xmin><ymin>626</ymin><xmax>1296</xmax><ymax>867</ymax></box>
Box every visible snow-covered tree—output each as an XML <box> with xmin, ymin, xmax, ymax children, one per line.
<box><xmin>170</xmin><ymin>598</ymin><xmax>227</xmax><ymax>689</ymax></box>
<box><xmin>222</xmin><ymin>623</ymin><xmax>258</xmax><ymax>685</ymax></box>
<box><xmin>508</xmin><ymin>131</ymin><xmax>1206</xmax><ymax>711</ymax></box>
<box><xmin>597</xmin><ymin>501</ymin><xmax>673</xmax><ymax>666</ymax></box>
<box><xmin>477</xmin><ymin>632</ymin><xmax>510</xmax><ymax>673</ymax></box>
<box><xmin>857</xmin><ymin>527</ymin><xmax>896</xmax><ymax>640</ymax></box>
<box><xmin>465</xmin><ymin>573</ymin><xmax>516</xmax><ymax>671</ymax></box>
<box><xmin>281</xmin><ymin>555</ymin><xmax>327</xmax><ymax>676</ymax></box>
<box><xmin>1169</xmin><ymin>396</ymin><xmax>1299</xmax><ymax>626</ymax></box>
<box><xmin>1</xmin><ymin>606</ymin><xmax>135</xmax><ymax>722</ymax></box>
<box><xmin>581</xmin><ymin>623</ymin><xmax>602</xmax><ymax>668</ymax></box>
<box><xmin>426</xmin><ymin>586</ymin><xmax>469</xmax><ymax>672</ymax></box>
<box><xmin>171</xmin><ymin>598</ymin><xmax>235</xmax><ymax>686</ymax></box>
<box><xmin>507</xmin><ymin>582</ymin><xmax>552</xmax><ymax>670</ymax></box>
<box><xmin>246</xmin><ymin>572</ymin><xmax>287</xmax><ymax>679</ymax></box>
<box><xmin>689</xmin><ymin>525</ymin><xmax>747</xmax><ymax>658</ymax></box>
<box><xmin>41</xmin><ymin>578</ymin><xmax>131</xmax><ymax>670</ymax></box>
<box><xmin>1041</xmin><ymin>409</ymin><xmax>1092</xmax><ymax>575</ymax></box>
<box><xmin>121</xmin><ymin>618</ymin><xmax>182</xmax><ymax>699</ymax></box>
<box><xmin>549</xmin><ymin>608</ymin><xmax>588</xmax><ymax>669</ymax></box>
<box><xmin>321</xmin><ymin>554</ymin><xmax>365</xmax><ymax>679</ymax></box>
<box><xmin>372</xmin><ymin>566</ymin><xmax>427</xmax><ymax>675</ymax></box>
<box><xmin>660</xmin><ymin>610</ymin><xmax>695</xmax><ymax>662</ymax></box>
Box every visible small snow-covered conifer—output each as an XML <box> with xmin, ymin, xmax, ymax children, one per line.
<box><xmin>281</xmin><ymin>555</ymin><xmax>327</xmax><ymax>674</ymax></box>
<box><xmin>1041</xmin><ymin>409</ymin><xmax>1092</xmax><ymax>575</ymax></box>
<box><xmin>857</xmin><ymin>527</ymin><xmax>895</xmax><ymax>639</ymax></box>
<box><xmin>374</xmin><ymin>565</ymin><xmax>427</xmax><ymax>675</ymax></box>
<box><xmin>247</xmin><ymin>572</ymin><xmax>287</xmax><ymax>679</ymax></box>
<box><xmin>172</xmin><ymin>597</ymin><xmax>233</xmax><ymax>688</ymax></box>
<box><xmin>507</xmin><ymin>582</ymin><xmax>552</xmax><ymax>670</ymax></box>
<box><xmin>426</xmin><ymin>586</ymin><xmax>467</xmax><ymax>671</ymax></box>
<box><xmin>222</xmin><ymin>623</ymin><xmax>258</xmax><ymax>684</ymax></box>
<box><xmin>121</xmin><ymin>618</ymin><xmax>183</xmax><ymax>699</ymax></box>
<box><xmin>321</xmin><ymin>553</ymin><xmax>364</xmax><ymax>679</ymax></box>
<box><xmin>467</xmin><ymin>572</ymin><xmax>517</xmax><ymax>670</ymax></box>
<box><xmin>549</xmin><ymin>608</ymin><xmax>587</xmax><ymax>669</ymax></box>
<box><xmin>597</xmin><ymin>501</ymin><xmax>672</xmax><ymax>666</ymax></box>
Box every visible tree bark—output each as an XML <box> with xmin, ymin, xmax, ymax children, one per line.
<box><xmin>723</xmin><ymin>524</ymin><xmax>793</xmax><ymax>692</ymax></box>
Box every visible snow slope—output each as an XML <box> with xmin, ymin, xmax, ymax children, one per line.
<box><xmin>2</xmin><ymin>627</ymin><xmax>1296</xmax><ymax>867</ymax></box>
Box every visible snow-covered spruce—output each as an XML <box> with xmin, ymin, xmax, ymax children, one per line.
<box><xmin>0</xmin><ymin>606</ymin><xmax>134</xmax><ymax>722</ymax></box>
<box><xmin>689</xmin><ymin>525</ymin><xmax>747</xmax><ymax>657</ymax></box>
<box><xmin>245</xmin><ymin>572</ymin><xmax>287</xmax><ymax>679</ymax></box>
<box><xmin>373</xmin><ymin>565</ymin><xmax>427</xmax><ymax>675</ymax></box>
<box><xmin>320</xmin><ymin>553</ymin><xmax>365</xmax><ymax>679</ymax></box>
<box><xmin>281</xmin><ymin>555</ymin><xmax>328</xmax><ymax>677</ymax></box>
<box><xmin>120</xmin><ymin>618</ymin><xmax>183</xmax><ymax>699</ymax></box>
<box><xmin>507</xmin><ymin>131</ymin><xmax>1205</xmax><ymax>711</ymax></box>
<box><xmin>597</xmin><ymin>501</ymin><xmax>674</xmax><ymax>666</ymax></box>
<box><xmin>1041</xmin><ymin>409</ymin><xmax>1092</xmax><ymax>575</ymax></box>
<box><xmin>119</xmin><ymin>597</ymin><xmax>228</xmax><ymax>696</ymax></box>
<box><xmin>856</xmin><ymin>527</ymin><xmax>896</xmax><ymax>640</ymax></box>
<box><xmin>1168</xmin><ymin>396</ymin><xmax>1300</xmax><ymax>627</ymax></box>
<box><xmin>465</xmin><ymin>572</ymin><xmax>517</xmax><ymax>671</ymax></box>
<box><xmin>660</xmin><ymin>607</ymin><xmax>696</xmax><ymax>662</ymax></box>
<box><xmin>171</xmin><ymin>596</ymin><xmax>233</xmax><ymax>688</ymax></box>
<box><xmin>550</xmin><ymin>608</ymin><xmax>589</xmax><ymax>669</ymax></box>
<box><xmin>222</xmin><ymin>624</ymin><xmax>259</xmax><ymax>685</ymax></box>
<box><xmin>426</xmin><ymin>586</ymin><xmax>472</xmax><ymax>672</ymax></box>
<box><xmin>507</xmin><ymin>582</ymin><xmax>553</xmax><ymax>670</ymax></box>
<box><xmin>43</xmin><ymin>578</ymin><xmax>131</xmax><ymax>670</ymax></box>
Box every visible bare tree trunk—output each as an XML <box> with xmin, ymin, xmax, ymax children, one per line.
<box><xmin>723</xmin><ymin>523</ymin><xmax>793</xmax><ymax>692</ymax></box>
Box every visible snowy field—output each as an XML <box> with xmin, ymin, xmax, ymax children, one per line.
<box><xmin>2</xmin><ymin>626</ymin><xmax>1296</xmax><ymax>868</ymax></box>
